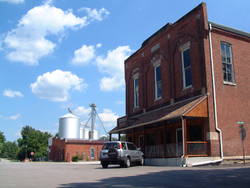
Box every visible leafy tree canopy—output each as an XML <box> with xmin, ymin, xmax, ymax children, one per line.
<box><xmin>0</xmin><ymin>131</ymin><xmax>6</xmax><ymax>155</ymax></box>
<box><xmin>2</xmin><ymin>141</ymin><xmax>18</xmax><ymax>159</ymax></box>
<box><xmin>16</xmin><ymin>126</ymin><xmax>52</xmax><ymax>161</ymax></box>
<box><xmin>0</xmin><ymin>131</ymin><xmax>6</xmax><ymax>143</ymax></box>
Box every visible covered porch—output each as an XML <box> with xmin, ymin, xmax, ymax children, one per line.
<box><xmin>109</xmin><ymin>95</ymin><xmax>210</xmax><ymax>165</ymax></box>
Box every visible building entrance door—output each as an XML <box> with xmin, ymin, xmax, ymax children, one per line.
<box><xmin>176</xmin><ymin>129</ymin><xmax>183</xmax><ymax>156</ymax></box>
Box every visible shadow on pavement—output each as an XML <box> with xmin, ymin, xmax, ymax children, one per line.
<box><xmin>59</xmin><ymin>166</ymin><xmax>250</xmax><ymax>188</ymax></box>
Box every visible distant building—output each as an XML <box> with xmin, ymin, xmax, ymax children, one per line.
<box><xmin>48</xmin><ymin>108</ymin><xmax>105</xmax><ymax>162</ymax></box>
<box><xmin>109</xmin><ymin>2</ymin><xmax>250</xmax><ymax>166</ymax></box>
<box><xmin>48</xmin><ymin>137</ymin><xmax>104</xmax><ymax>162</ymax></box>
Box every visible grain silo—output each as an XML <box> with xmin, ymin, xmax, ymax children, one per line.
<box><xmin>59</xmin><ymin>110</ymin><xmax>80</xmax><ymax>139</ymax></box>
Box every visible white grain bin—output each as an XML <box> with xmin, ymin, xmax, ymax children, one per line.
<box><xmin>92</xmin><ymin>130</ymin><xmax>98</xmax><ymax>140</ymax></box>
<box><xmin>83</xmin><ymin>127</ymin><xmax>89</xmax><ymax>139</ymax></box>
<box><xmin>80</xmin><ymin>126</ymin><xmax>84</xmax><ymax>139</ymax></box>
<box><xmin>59</xmin><ymin>112</ymin><xmax>80</xmax><ymax>139</ymax></box>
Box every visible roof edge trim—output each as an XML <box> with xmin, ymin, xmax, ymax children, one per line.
<box><xmin>209</xmin><ymin>21</ymin><xmax>250</xmax><ymax>38</ymax></box>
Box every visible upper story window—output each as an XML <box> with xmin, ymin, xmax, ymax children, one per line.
<box><xmin>182</xmin><ymin>48</ymin><xmax>192</xmax><ymax>88</ymax></box>
<box><xmin>154</xmin><ymin>64</ymin><xmax>162</xmax><ymax>99</ymax></box>
<box><xmin>180</xmin><ymin>42</ymin><xmax>192</xmax><ymax>88</ymax></box>
<box><xmin>221</xmin><ymin>42</ymin><xmax>234</xmax><ymax>83</ymax></box>
<box><xmin>134</xmin><ymin>77</ymin><xmax>139</xmax><ymax>108</ymax></box>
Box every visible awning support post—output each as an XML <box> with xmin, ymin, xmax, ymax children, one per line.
<box><xmin>163</xmin><ymin>121</ymin><xmax>166</xmax><ymax>158</ymax></box>
<box><xmin>132</xmin><ymin>128</ymin><xmax>135</xmax><ymax>143</ymax></box>
<box><xmin>109</xmin><ymin>133</ymin><xmax>112</xmax><ymax>141</ymax></box>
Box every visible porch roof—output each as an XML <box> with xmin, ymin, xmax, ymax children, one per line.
<box><xmin>109</xmin><ymin>95</ymin><xmax>208</xmax><ymax>134</ymax></box>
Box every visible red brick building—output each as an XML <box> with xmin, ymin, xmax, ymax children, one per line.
<box><xmin>48</xmin><ymin>137</ymin><xmax>105</xmax><ymax>162</ymax></box>
<box><xmin>109</xmin><ymin>3</ymin><xmax>249</xmax><ymax>166</ymax></box>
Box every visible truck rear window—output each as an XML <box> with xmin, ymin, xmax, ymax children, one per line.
<box><xmin>102</xmin><ymin>143</ymin><xmax>120</xmax><ymax>150</ymax></box>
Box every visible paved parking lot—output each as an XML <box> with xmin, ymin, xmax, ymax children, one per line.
<box><xmin>1</xmin><ymin>161</ymin><xmax>250</xmax><ymax>188</ymax></box>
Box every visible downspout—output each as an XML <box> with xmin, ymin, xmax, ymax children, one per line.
<box><xmin>181</xmin><ymin>116</ymin><xmax>186</xmax><ymax>167</ymax></box>
<box><xmin>192</xmin><ymin>23</ymin><xmax>223</xmax><ymax>166</ymax></box>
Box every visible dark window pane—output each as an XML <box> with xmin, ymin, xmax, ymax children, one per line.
<box><xmin>224</xmin><ymin>72</ymin><xmax>227</xmax><ymax>81</ymax></box>
<box><xmin>157</xmin><ymin>82</ymin><xmax>162</xmax><ymax>98</ymax></box>
<box><xmin>183</xmin><ymin>49</ymin><xmax>191</xmax><ymax>68</ymax></box>
<box><xmin>189</xmin><ymin>124</ymin><xmax>202</xmax><ymax>141</ymax></box>
<box><xmin>228</xmin><ymin>73</ymin><xmax>232</xmax><ymax>82</ymax></box>
<box><xmin>185</xmin><ymin>68</ymin><xmax>192</xmax><ymax>87</ymax></box>
<box><xmin>177</xmin><ymin>130</ymin><xmax>183</xmax><ymax>143</ymax></box>
<box><xmin>221</xmin><ymin>43</ymin><xmax>234</xmax><ymax>83</ymax></box>
<box><xmin>146</xmin><ymin>133</ymin><xmax>155</xmax><ymax>146</ymax></box>
<box><xmin>128</xmin><ymin>143</ymin><xmax>137</xmax><ymax>150</ymax></box>
<box><xmin>166</xmin><ymin>130</ymin><xmax>171</xmax><ymax>144</ymax></box>
<box><xmin>156</xmin><ymin>66</ymin><xmax>161</xmax><ymax>81</ymax></box>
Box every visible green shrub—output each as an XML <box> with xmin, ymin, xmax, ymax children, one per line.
<box><xmin>71</xmin><ymin>155</ymin><xmax>79</xmax><ymax>162</ymax></box>
<box><xmin>86</xmin><ymin>154</ymin><xmax>89</xmax><ymax>161</ymax></box>
<box><xmin>78</xmin><ymin>154</ymin><xmax>83</xmax><ymax>161</ymax></box>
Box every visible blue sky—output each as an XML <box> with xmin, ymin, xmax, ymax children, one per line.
<box><xmin>1</xmin><ymin>0</ymin><xmax>250</xmax><ymax>142</ymax></box>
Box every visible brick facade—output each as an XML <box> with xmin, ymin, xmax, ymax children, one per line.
<box><xmin>111</xmin><ymin>2</ymin><xmax>249</xmax><ymax>160</ymax></box>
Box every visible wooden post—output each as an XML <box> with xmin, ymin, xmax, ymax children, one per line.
<box><xmin>183</xmin><ymin>117</ymin><xmax>187</xmax><ymax>157</ymax></box>
<box><xmin>109</xmin><ymin>133</ymin><xmax>112</xmax><ymax>141</ymax></box>
<box><xmin>163</xmin><ymin>121</ymin><xmax>166</xmax><ymax>158</ymax></box>
<box><xmin>143</xmin><ymin>125</ymin><xmax>145</xmax><ymax>154</ymax></box>
<box><xmin>118</xmin><ymin>131</ymin><xmax>121</xmax><ymax>141</ymax></box>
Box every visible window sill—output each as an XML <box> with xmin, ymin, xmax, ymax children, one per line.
<box><xmin>154</xmin><ymin>97</ymin><xmax>162</xmax><ymax>102</ymax></box>
<box><xmin>182</xmin><ymin>85</ymin><xmax>193</xmax><ymax>91</ymax></box>
<box><xmin>223</xmin><ymin>81</ymin><xmax>236</xmax><ymax>86</ymax></box>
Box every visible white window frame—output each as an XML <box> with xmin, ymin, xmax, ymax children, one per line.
<box><xmin>134</xmin><ymin>77</ymin><xmax>139</xmax><ymax>108</ymax></box>
<box><xmin>221</xmin><ymin>42</ymin><xmax>235</xmax><ymax>83</ymax></box>
<box><xmin>180</xmin><ymin>42</ymin><xmax>192</xmax><ymax>89</ymax></box>
<box><xmin>154</xmin><ymin>63</ymin><xmax>162</xmax><ymax>100</ymax></box>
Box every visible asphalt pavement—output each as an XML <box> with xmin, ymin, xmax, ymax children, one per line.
<box><xmin>1</xmin><ymin>161</ymin><xmax>250</xmax><ymax>188</ymax></box>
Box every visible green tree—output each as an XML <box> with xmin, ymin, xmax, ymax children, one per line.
<box><xmin>120</xmin><ymin>134</ymin><xmax>126</xmax><ymax>141</ymax></box>
<box><xmin>16</xmin><ymin>126</ymin><xmax>52</xmax><ymax>161</ymax></box>
<box><xmin>3</xmin><ymin>141</ymin><xmax>18</xmax><ymax>159</ymax></box>
<box><xmin>0</xmin><ymin>131</ymin><xmax>6</xmax><ymax>157</ymax></box>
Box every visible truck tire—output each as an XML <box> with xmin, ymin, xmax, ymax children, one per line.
<box><xmin>125</xmin><ymin>157</ymin><xmax>131</xmax><ymax>168</ymax></box>
<box><xmin>102</xmin><ymin>162</ymin><xmax>109</xmax><ymax>168</ymax></box>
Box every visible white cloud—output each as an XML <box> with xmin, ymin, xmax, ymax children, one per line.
<box><xmin>95</xmin><ymin>46</ymin><xmax>132</xmax><ymax>91</ymax></box>
<box><xmin>74</xmin><ymin>106</ymin><xmax>91</xmax><ymax>117</ymax></box>
<box><xmin>3</xmin><ymin>113</ymin><xmax>21</xmax><ymax>120</ymax></box>
<box><xmin>70</xmin><ymin>43</ymin><xmax>103</xmax><ymax>66</ymax></box>
<box><xmin>30</xmin><ymin>69</ymin><xmax>87</xmax><ymax>102</ymax></box>
<box><xmin>14</xmin><ymin>130</ymin><xmax>21</xmax><ymax>137</ymax></box>
<box><xmin>116</xmin><ymin>100</ymin><xmax>124</xmax><ymax>105</ymax></box>
<box><xmin>39</xmin><ymin>129</ymin><xmax>58</xmax><ymax>135</ymax></box>
<box><xmin>98</xmin><ymin>109</ymin><xmax>118</xmax><ymax>129</ymax></box>
<box><xmin>78</xmin><ymin>7</ymin><xmax>109</xmax><ymax>21</ymax></box>
<box><xmin>70</xmin><ymin>45</ymin><xmax>95</xmax><ymax>66</ymax></box>
<box><xmin>2</xmin><ymin>3</ymin><xmax>108</xmax><ymax>65</ymax></box>
<box><xmin>3</xmin><ymin>89</ymin><xmax>23</xmax><ymax>98</ymax></box>
<box><xmin>0</xmin><ymin>0</ymin><xmax>24</xmax><ymax>4</ymax></box>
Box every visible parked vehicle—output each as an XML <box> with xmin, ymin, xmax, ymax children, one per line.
<box><xmin>99</xmin><ymin>141</ymin><xmax>144</xmax><ymax>168</ymax></box>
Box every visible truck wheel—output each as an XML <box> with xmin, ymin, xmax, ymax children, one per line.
<box><xmin>102</xmin><ymin>162</ymin><xmax>109</xmax><ymax>168</ymax></box>
<box><xmin>125</xmin><ymin>157</ymin><xmax>130</xmax><ymax>168</ymax></box>
<box><xmin>140</xmin><ymin>157</ymin><xmax>145</xmax><ymax>166</ymax></box>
